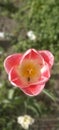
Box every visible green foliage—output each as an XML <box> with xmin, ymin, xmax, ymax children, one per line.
<box><xmin>11</xmin><ymin>0</ymin><xmax>59</xmax><ymax>61</ymax></box>
<box><xmin>42</xmin><ymin>89</ymin><xmax>56</xmax><ymax>101</ymax></box>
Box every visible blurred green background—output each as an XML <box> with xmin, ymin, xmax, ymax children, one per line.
<box><xmin>0</xmin><ymin>0</ymin><xmax>59</xmax><ymax>130</ymax></box>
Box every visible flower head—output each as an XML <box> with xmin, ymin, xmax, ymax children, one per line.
<box><xmin>0</xmin><ymin>32</ymin><xmax>4</xmax><ymax>38</ymax></box>
<box><xmin>17</xmin><ymin>115</ymin><xmax>34</xmax><ymax>129</ymax></box>
<box><xmin>27</xmin><ymin>31</ymin><xmax>36</xmax><ymax>41</ymax></box>
<box><xmin>4</xmin><ymin>49</ymin><xmax>54</xmax><ymax>96</ymax></box>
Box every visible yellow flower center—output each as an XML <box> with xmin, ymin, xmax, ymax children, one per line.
<box><xmin>17</xmin><ymin>59</ymin><xmax>41</xmax><ymax>85</ymax></box>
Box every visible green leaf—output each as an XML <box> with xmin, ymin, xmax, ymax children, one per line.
<box><xmin>42</xmin><ymin>89</ymin><xmax>56</xmax><ymax>101</ymax></box>
<box><xmin>8</xmin><ymin>89</ymin><xmax>15</xmax><ymax>100</ymax></box>
<box><xmin>33</xmin><ymin>102</ymin><xmax>42</xmax><ymax>114</ymax></box>
<box><xmin>26</xmin><ymin>105</ymin><xmax>39</xmax><ymax>116</ymax></box>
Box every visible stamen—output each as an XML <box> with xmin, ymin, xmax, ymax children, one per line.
<box><xmin>17</xmin><ymin>59</ymin><xmax>41</xmax><ymax>85</ymax></box>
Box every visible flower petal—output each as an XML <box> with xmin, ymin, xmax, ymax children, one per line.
<box><xmin>39</xmin><ymin>50</ymin><xmax>54</xmax><ymax>68</ymax></box>
<box><xmin>22</xmin><ymin>83</ymin><xmax>45</xmax><ymax>96</ymax></box>
<box><xmin>4</xmin><ymin>53</ymin><xmax>22</xmax><ymax>73</ymax></box>
<box><xmin>20</xmin><ymin>49</ymin><xmax>44</xmax><ymax>67</ymax></box>
<box><xmin>38</xmin><ymin>63</ymin><xmax>50</xmax><ymax>84</ymax></box>
<box><xmin>9</xmin><ymin>62</ymin><xmax>50</xmax><ymax>91</ymax></box>
<box><xmin>30</xmin><ymin>63</ymin><xmax>50</xmax><ymax>85</ymax></box>
<box><xmin>9</xmin><ymin>67</ymin><xmax>24</xmax><ymax>89</ymax></box>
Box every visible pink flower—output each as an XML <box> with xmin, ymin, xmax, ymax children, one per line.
<box><xmin>4</xmin><ymin>49</ymin><xmax>54</xmax><ymax>96</ymax></box>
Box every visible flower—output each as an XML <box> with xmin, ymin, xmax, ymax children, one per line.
<box><xmin>27</xmin><ymin>31</ymin><xmax>36</xmax><ymax>40</ymax></box>
<box><xmin>4</xmin><ymin>49</ymin><xmax>54</xmax><ymax>96</ymax></box>
<box><xmin>17</xmin><ymin>115</ymin><xmax>34</xmax><ymax>129</ymax></box>
<box><xmin>0</xmin><ymin>32</ymin><xmax>4</xmax><ymax>38</ymax></box>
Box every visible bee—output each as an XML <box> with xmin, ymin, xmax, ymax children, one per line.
<box><xmin>27</xmin><ymin>77</ymin><xmax>30</xmax><ymax>82</ymax></box>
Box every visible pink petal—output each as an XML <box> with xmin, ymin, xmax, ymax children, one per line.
<box><xmin>39</xmin><ymin>50</ymin><xmax>54</xmax><ymax>68</ymax></box>
<box><xmin>4</xmin><ymin>54</ymin><xmax>22</xmax><ymax>73</ymax></box>
<box><xmin>9</xmin><ymin>60</ymin><xmax>50</xmax><ymax>92</ymax></box>
<box><xmin>40</xmin><ymin>62</ymin><xmax>50</xmax><ymax>83</ymax></box>
<box><xmin>30</xmin><ymin>63</ymin><xmax>50</xmax><ymax>85</ymax></box>
<box><xmin>9</xmin><ymin>67</ymin><xmax>24</xmax><ymax>89</ymax></box>
<box><xmin>20</xmin><ymin>49</ymin><xmax>44</xmax><ymax>67</ymax></box>
<box><xmin>9</xmin><ymin>67</ymin><xmax>45</xmax><ymax>96</ymax></box>
<box><xmin>22</xmin><ymin>83</ymin><xmax>45</xmax><ymax>96</ymax></box>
